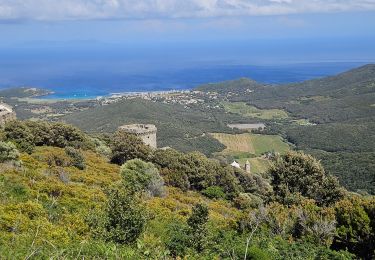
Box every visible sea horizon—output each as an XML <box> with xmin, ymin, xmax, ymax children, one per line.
<box><xmin>1</xmin><ymin>61</ymin><xmax>371</xmax><ymax>100</ymax></box>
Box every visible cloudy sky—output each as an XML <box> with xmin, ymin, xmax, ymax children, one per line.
<box><xmin>0</xmin><ymin>0</ymin><xmax>374</xmax><ymax>63</ymax></box>
<box><xmin>0</xmin><ymin>0</ymin><xmax>375</xmax><ymax>20</ymax></box>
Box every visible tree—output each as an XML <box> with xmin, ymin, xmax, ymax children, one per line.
<box><xmin>187</xmin><ymin>203</ymin><xmax>209</xmax><ymax>252</ymax></box>
<box><xmin>104</xmin><ymin>188</ymin><xmax>147</xmax><ymax>244</ymax></box>
<box><xmin>110</xmin><ymin>131</ymin><xmax>151</xmax><ymax>165</ymax></box>
<box><xmin>269</xmin><ymin>151</ymin><xmax>344</xmax><ymax>206</ymax></box>
<box><xmin>120</xmin><ymin>159</ymin><xmax>165</xmax><ymax>197</ymax></box>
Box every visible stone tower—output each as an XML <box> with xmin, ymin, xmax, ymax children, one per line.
<box><xmin>0</xmin><ymin>103</ymin><xmax>16</xmax><ymax>127</ymax></box>
<box><xmin>245</xmin><ymin>160</ymin><xmax>251</xmax><ymax>174</ymax></box>
<box><xmin>118</xmin><ymin>124</ymin><xmax>157</xmax><ymax>148</ymax></box>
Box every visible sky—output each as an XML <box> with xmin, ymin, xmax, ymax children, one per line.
<box><xmin>0</xmin><ymin>1</ymin><xmax>375</xmax><ymax>66</ymax></box>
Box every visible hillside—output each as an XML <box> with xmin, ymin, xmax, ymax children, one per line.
<box><xmin>0</xmin><ymin>87</ymin><xmax>52</xmax><ymax>99</ymax></box>
<box><xmin>1</xmin><ymin>120</ymin><xmax>374</xmax><ymax>259</ymax></box>
<box><xmin>195</xmin><ymin>64</ymin><xmax>375</xmax><ymax>194</ymax></box>
<box><xmin>63</xmin><ymin>98</ymin><xmax>242</xmax><ymax>155</ymax></box>
<box><xmin>196</xmin><ymin>77</ymin><xmax>265</xmax><ymax>94</ymax></box>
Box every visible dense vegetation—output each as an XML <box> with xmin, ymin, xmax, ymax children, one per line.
<box><xmin>62</xmin><ymin>98</ymin><xmax>244</xmax><ymax>155</ymax></box>
<box><xmin>0</xmin><ymin>120</ymin><xmax>374</xmax><ymax>259</ymax></box>
<box><xmin>197</xmin><ymin>64</ymin><xmax>375</xmax><ymax>194</ymax></box>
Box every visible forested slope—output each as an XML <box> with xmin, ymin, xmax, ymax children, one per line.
<box><xmin>196</xmin><ymin>64</ymin><xmax>375</xmax><ymax>194</ymax></box>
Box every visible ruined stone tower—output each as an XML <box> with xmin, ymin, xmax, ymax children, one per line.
<box><xmin>0</xmin><ymin>103</ymin><xmax>16</xmax><ymax>127</ymax></box>
<box><xmin>245</xmin><ymin>160</ymin><xmax>251</xmax><ymax>174</ymax></box>
<box><xmin>118</xmin><ymin>124</ymin><xmax>157</xmax><ymax>148</ymax></box>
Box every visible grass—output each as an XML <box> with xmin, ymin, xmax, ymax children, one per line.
<box><xmin>222</xmin><ymin>101</ymin><xmax>288</xmax><ymax>120</ymax></box>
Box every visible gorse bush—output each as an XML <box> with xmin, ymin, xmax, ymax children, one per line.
<box><xmin>0</xmin><ymin>141</ymin><xmax>20</xmax><ymax>163</ymax></box>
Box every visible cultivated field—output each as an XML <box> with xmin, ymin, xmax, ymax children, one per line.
<box><xmin>222</xmin><ymin>101</ymin><xmax>288</xmax><ymax>119</ymax></box>
<box><xmin>211</xmin><ymin>132</ymin><xmax>290</xmax><ymax>173</ymax></box>
<box><xmin>211</xmin><ymin>133</ymin><xmax>290</xmax><ymax>156</ymax></box>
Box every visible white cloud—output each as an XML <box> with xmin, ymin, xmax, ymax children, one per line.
<box><xmin>0</xmin><ymin>0</ymin><xmax>374</xmax><ymax>21</ymax></box>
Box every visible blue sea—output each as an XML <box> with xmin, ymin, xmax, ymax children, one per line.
<box><xmin>0</xmin><ymin>47</ymin><xmax>369</xmax><ymax>99</ymax></box>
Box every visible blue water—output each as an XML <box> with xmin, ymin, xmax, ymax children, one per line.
<box><xmin>0</xmin><ymin>53</ymin><xmax>368</xmax><ymax>99</ymax></box>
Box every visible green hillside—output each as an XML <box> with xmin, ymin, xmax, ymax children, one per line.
<box><xmin>196</xmin><ymin>77</ymin><xmax>264</xmax><ymax>93</ymax></box>
<box><xmin>0</xmin><ymin>120</ymin><xmax>374</xmax><ymax>259</ymax></box>
<box><xmin>196</xmin><ymin>64</ymin><xmax>375</xmax><ymax>194</ymax></box>
<box><xmin>63</xmin><ymin>99</ymin><xmax>242</xmax><ymax>155</ymax></box>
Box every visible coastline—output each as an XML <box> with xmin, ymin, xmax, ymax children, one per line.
<box><xmin>36</xmin><ymin>89</ymin><xmax>192</xmax><ymax>102</ymax></box>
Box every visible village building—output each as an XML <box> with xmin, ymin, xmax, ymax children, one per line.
<box><xmin>231</xmin><ymin>160</ymin><xmax>251</xmax><ymax>173</ymax></box>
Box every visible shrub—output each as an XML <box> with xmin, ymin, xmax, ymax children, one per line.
<box><xmin>4</xmin><ymin>121</ymin><xmax>35</xmax><ymax>153</ymax></box>
<box><xmin>332</xmin><ymin>196</ymin><xmax>374</xmax><ymax>259</ymax></box>
<box><xmin>65</xmin><ymin>147</ymin><xmax>86</xmax><ymax>170</ymax></box>
<box><xmin>269</xmin><ymin>151</ymin><xmax>344</xmax><ymax>206</ymax></box>
<box><xmin>91</xmin><ymin>137</ymin><xmax>111</xmax><ymax>158</ymax></box>
<box><xmin>110</xmin><ymin>131</ymin><xmax>151</xmax><ymax>165</ymax></box>
<box><xmin>165</xmin><ymin>221</ymin><xmax>190</xmax><ymax>257</ymax></box>
<box><xmin>120</xmin><ymin>159</ymin><xmax>165</xmax><ymax>197</ymax></box>
<box><xmin>293</xmin><ymin>201</ymin><xmax>336</xmax><ymax>246</ymax></box>
<box><xmin>160</xmin><ymin>168</ymin><xmax>190</xmax><ymax>191</ymax></box>
<box><xmin>152</xmin><ymin>149</ymin><xmax>242</xmax><ymax>195</ymax></box>
<box><xmin>246</xmin><ymin>246</ymin><xmax>271</xmax><ymax>260</ymax></box>
<box><xmin>104</xmin><ymin>188</ymin><xmax>147</xmax><ymax>244</ymax></box>
<box><xmin>4</xmin><ymin>120</ymin><xmax>93</xmax><ymax>153</ymax></box>
<box><xmin>202</xmin><ymin>186</ymin><xmax>226</xmax><ymax>199</ymax></box>
<box><xmin>187</xmin><ymin>203</ymin><xmax>209</xmax><ymax>252</ymax></box>
<box><xmin>235</xmin><ymin>169</ymin><xmax>272</xmax><ymax>197</ymax></box>
<box><xmin>233</xmin><ymin>193</ymin><xmax>263</xmax><ymax>209</ymax></box>
<box><xmin>0</xmin><ymin>141</ymin><xmax>20</xmax><ymax>163</ymax></box>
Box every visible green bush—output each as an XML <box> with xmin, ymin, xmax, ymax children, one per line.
<box><xmin>4</xmin><ymin>120</ymin><xmax>93</xmax><ymax>153</ymax></box>
<box><xmin>4</xmin><ymin>120</ymin><xmax>35</xmax><ymax>153</ymax></box>
<box><xmin>165</xmin><ymin>221</ymin><xmax>190</xmax><ymax>257</ymax></box>
<box><xmin>269</xmin><ymin>151</ymin><xmax>344</xmax><ymax>206</ymax></box>
<box><xmin>65</xmin><ymin>147</ymin><xmax>86</xmax><ymax>170</ymax></box>
<box><xmin>151</xmin><ymin>148</ymin><xmax>242</xmax><ymax>195</ymax></box>
<box><xmin>91</xmin><ymin>137</ymin><xmax>111</xmax><ymax>158</ymax></box>
<box><xmin>0</xmin><ymin>141</ymin><xmax>20</xmax><ymax>163</ymax></box>
<box><xmin>245</xmin><ymin>246</ymin><xmax>271</xmax><ymax>260</ymax></box>
<box><xmin>333</xmin><ymin>196</ymin><xmax>374</xmax><ymax>259</ymax></box>
<box><xmin>187</xmin><ymin>203</ymin><xmax>209</xmax><ymax>252</ymax></box>
<box><xmin>202</xmin><ymin>186</ymin><xmax>226</xmax><ymax>199</ymax></box>
<box><xmin>120</xmin><ymin>159</ymin><xmax>165</xmax><ymax>197</ymax></box>
<box><xmin>110</xmin><ymin>131</ymin><xmax>151</xmax><ymax>165</ymax></box>
<box><xmin>104</xmin><ymin>188</ymin><xmax>147</xmax><ymax>244</ymax></box>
